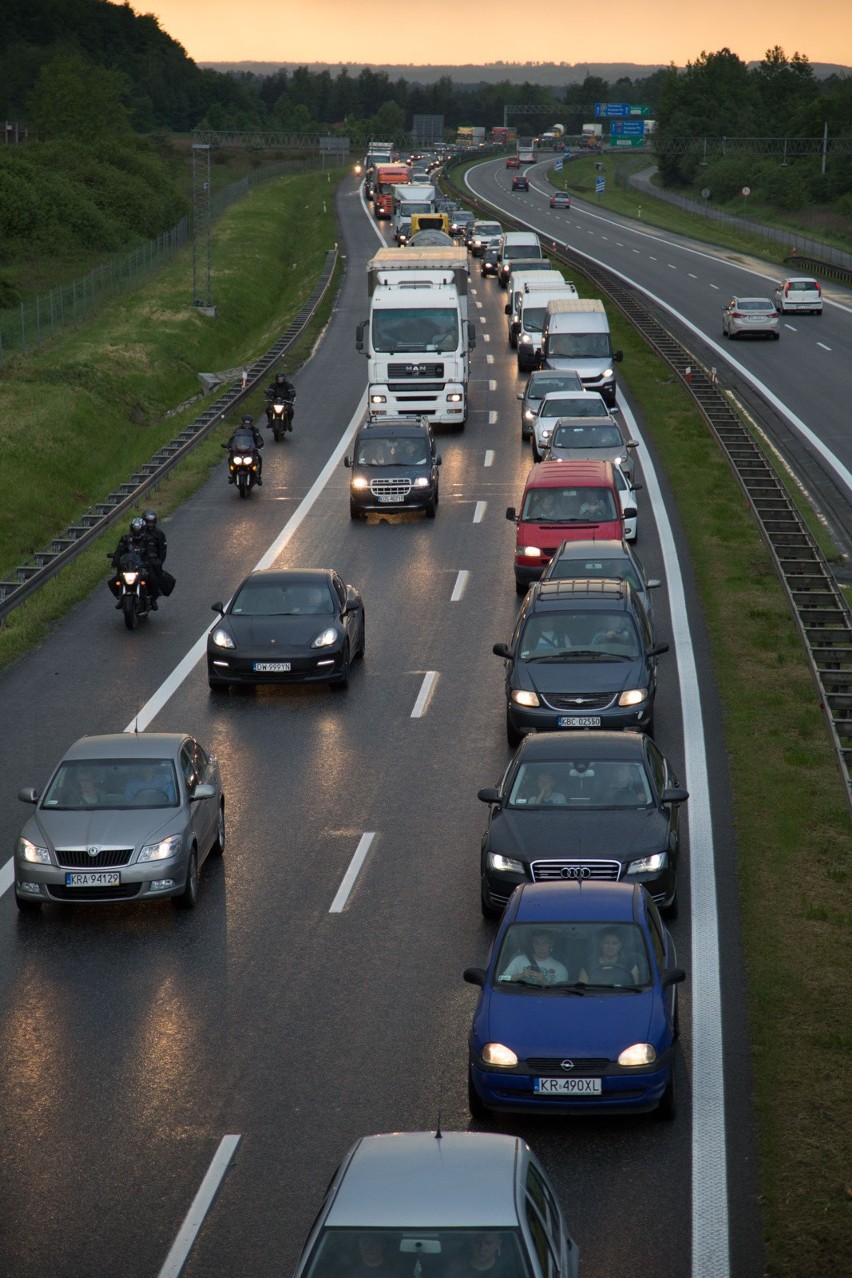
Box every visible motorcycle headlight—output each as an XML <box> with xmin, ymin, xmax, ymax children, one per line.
<box><xmin>17</xmin><ymin>837</ymin><xmax>50</xmax><ymax>864</ymax></box>
<box><xmin>121</xmin><ymin>571</ymin><xmax>140</xmax><ymax>585</ymax></box>
<box><xmin>311</xmin><ymin>628</ymin><xmax>338</xmax><ymax>649</ymax></box>
<box><xmin>241</xmin><ymin>454</ymin><xmax>255</xmax><ymax>465</ymax></box>
<box><xmin>139</xmin><ymin>834</ymin><xmax>183</xmax><ymax>863</ymax></box>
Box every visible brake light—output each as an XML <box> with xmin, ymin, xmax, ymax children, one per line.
<box><xmin>815</xmin><ymin>282</ymin><xmax>822</xmax><ymax>294</ymax></box>
<box><xmin>784</xmin><ymin>283</ymin><xmax>790</xmax><ymax>296</ymax></box>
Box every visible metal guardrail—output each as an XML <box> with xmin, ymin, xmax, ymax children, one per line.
<box><xmin>443</xmin><ymin>160</ymin><xmax>852</xmax><ymax>810</ymax></box>
<box><xmin>0</xmin><ymin>248</ymin><xmax>338</xmax><ymax>623</ymax></box>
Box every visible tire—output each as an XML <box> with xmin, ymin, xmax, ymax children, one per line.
<box><xmin>656</xmin><ymin>1067</ymin><xmax>677</xmax><ymax>1121</ymax></box>
<box><xmin>515</xmin><ymin>577</ymin><xmax>527</xmax><ymax>597</ymax></box>
<box><xmin>662</xmin><ymin>887</ymin><xmax>679</xmax><ymax>921</ymax></box>
<box><xmin>350</xmin><ymin>499</ymin><xmax>365</xmax><ymax>521</ymax></box>
<box><xmin>122</xmin><ymin>594</ymin><xmax>138</xmax><ymax>630</ymax></box>
<box><xmin>15</xmin><ymin>894</ymin><xmax>42</xmax><ymax>913</ymax></box>
<box><xmin>506</xmin><ymin>709</ymin><xmax>522</xmax><ymax>748</ymax></box>
<box><xmin>332</xmin><ymin>643</ymin><xmax>350</xmax><ymax>691</ymax></box>
<box><xmin>211</xmin><ymin>803</ymin><xmax>225</xmax><ymax>856</ymax></box>
<box><xmin>356</xmin><ymin>618</ymin><xmax>366</xmax><ymax>659</ymax></box>
<box><xmin>772</xmin><ymin>332</ymin><xmax>780</xmax><ymax>340</ymax></box>
<box><xmin>174</xmin><ymin>847</ymin><xmax>199</xmax><ymax>910</ymax></box>
<box><xmin>424</xmin><ymin>497</ymin><xmax>437</xmax><ymax>519</ymax></box>
<box><xmin>480</xmin><ymin>889</ymin><xmax>502</xmax><ymax>921</ymax></box>
<box><xmin>531</xmin><ymin>442</ymin><xmax>541</xmax><ymax>463</ymax></box>
<box><xmin>208</xmin><ymin>679</ymin><xmax>230</xmax><ymax>693</ymax></box>
<box><xmin>468</xmin><ymin>1068</ymin><xmax>492</xmax><ymax>1121</ymax></box>
<box><xmin>237</xmin><ymin>474</ymin><xmax>248</xmax><ymax>499</ymax></box>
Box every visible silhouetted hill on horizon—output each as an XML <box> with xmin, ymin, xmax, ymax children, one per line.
<box><xmin>202</xmin><ymin>59</ymin><xmax>851</xmax><ymax>85</ymax></box>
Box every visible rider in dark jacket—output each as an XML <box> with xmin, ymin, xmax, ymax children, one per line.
<box><xmin>110</xmin><ymin>517</ymin><xmax>162</xmax><ymax>608</ymax></box>
<box><xmin>226</xmin><ymin>415</ymin><xmax>264</xmax><ymax>484</ymax></box>
<box><xmin>265</xmin><ymin>371</ymin><xmax>295</xmax><ymax>431</ymax></box>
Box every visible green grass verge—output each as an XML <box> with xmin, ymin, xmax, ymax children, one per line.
<box><xmin>2</xmin><ymin>163</ymin><xmax>851</xmax><ymax>1273</ymax></box>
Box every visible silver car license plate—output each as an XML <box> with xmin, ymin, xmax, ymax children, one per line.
<box><xmin>65</xmin><ymin>872</ymin><xmax>121</xmax><ymax>887</ymax></box>
<box><xmin>534</xmin><ymin>1077</ymin><xmax>602</xmax><ymax>1095</ymax></box>
<box><xmin>557</xmin><ymin>716</ymin><xmax>601</xmax><ymax>728</ymax></box>
<box><xmin>253</xmin><ymin>662</ymin><xmax>291</xmax><ymax>672</ymax></box>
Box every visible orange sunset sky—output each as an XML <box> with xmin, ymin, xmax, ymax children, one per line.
<box><xmin>138</xmin><ymin>0</ymin><xmax>852</xmax><ymax>70</ymax></box>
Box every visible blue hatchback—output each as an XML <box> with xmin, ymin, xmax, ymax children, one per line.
<box><xmin>464</xmin><ymin>881</ymin><xmax>685</xmax><ymax>1118</ymax></box>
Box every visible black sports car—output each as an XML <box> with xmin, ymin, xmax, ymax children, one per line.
<box><xmin>207</xmin><ymin>569</ymin><xmax>365</xmax><ymax>691</ymax></box>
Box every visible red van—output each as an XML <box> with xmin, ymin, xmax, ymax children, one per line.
<box><xmin>506</xmin><ymin>460</ymin><xmax>628</xmax><ymax>595</ymax></box>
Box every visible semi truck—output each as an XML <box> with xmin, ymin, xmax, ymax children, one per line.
<box><xmin>357</xmin><ymin>247</ymin><xmax>476</xmax><ymax>428</ymax></box>
<box><xmin>391</xmin><ymin>183</ymin><xmax>436</xmax><ymax>240</ymax></box>
<box><xmin>373</xmin><ymin>164</ymin><xmax>412</xmax><ymax>220</ymax></box>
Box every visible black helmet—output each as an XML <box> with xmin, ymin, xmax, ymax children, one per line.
<box><xmin>130</xmin><ymin>517</ymin><xmax>145</xmax><ymax>535</ymax></box>
<box><xmin>275</xmin><ymin>372</ymin><xmax>287</xmax><ymax>382</ymax></box>
<box><xmin>241</xmin><ymin>414</ymin><xmax>254</xmax><ymax>426</ymax></box>
<box><xmin>142</xmin><ymin>509</ymin><xmax>157</xmax><ymax>528</ymax></box>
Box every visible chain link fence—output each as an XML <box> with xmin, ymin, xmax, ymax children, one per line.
<box><xmin>0</xmin><ymin>155</ymin><xmax>326</xmax><ymax>363</ymax></box>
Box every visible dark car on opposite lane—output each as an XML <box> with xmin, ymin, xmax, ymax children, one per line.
<box><xmin>511</xmin><ymin>175</ymin><xmax>530</xmax><ymax>191</ymax></box>
<box><xmin>208</xmin><ymin>568</ymin><xmax>365</xmax><ymax>691</ymax></box>
<box><xmin>464</xmin><ymin>881</ymin><xmax>685</xmax><ymax>1117</ymax></box>
<box><xmin>476</xmin><ymin>731</ymin><xmax>687</xmax><ymax>918</ymax></box>
<box><xmin>549</xmin><ymin>191</ymin><xmax>571</xmax><ymax>209</ymax></box>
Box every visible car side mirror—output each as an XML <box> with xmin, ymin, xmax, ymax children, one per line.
<box><xmin>477</xmin><ymin>786</ymin><xmax>501</xmax><ymax>804</ymax></box>
<box><xmin>463</xmin><ymin>967</ymin><xmax>487</xmax><ymax>987</ymax></box>
<box><xmin>504</xmin><ymin>303</ymin><xmax>511</xmax><ymax>315</ymax></box>
<box><xmin>647</xmin><ymin>578</ymin><xmax>662</xmax><ymax>589</ymax></box>
<box><xmin>662</xmin><ymin>967</ymin><xmax>686</xmax><ymax>988</ymax></box>
<box><xmin>624</xmin><ymin>506</ymin><xmax>638</xmax><ymax>519</ymax></box>
<box><xmin>211</xmin><ymin>601</ymin><xmax>224</xmax><ymax>615</ymax></box>
<box><xmin>436</xmin><ymin>455</ymin><xmax>442</xmax><ymax>466</ymax></box>
<box><xmin>18</xmin><ymin>787</ymin><xmax>38</xmax><ymax>804</ymax></box>
<box><xmin>355</xmin><ymin>320</ymin><xmax>367</xmax><ymax>352</ymax></box>
<box><xmin>492</xmin><ymin>642</ymin><xmax>511</xmax><ymax>659</ymax></box>
<box><xmin>614</xmin><ymin>350</ymin><xmax>623</xmax><ymax>362</ymax></box>
<box><xmin>191</xmin><ymin>784</ymin><xmax>216</xmax><ymax>801</ymax></box>
<box><xmin>344</xmin><ymin>456</ymin><xmax>352</xmax><ymax>468</ymax></box>
<box><xmin>506</xmin><ymin>507</ymin><xmax>517</xmax><ymax>522</ymax></box>
<box><xmin>650</xmin><ymin>641</ymin><xmax>670</xmax><ymax>657</ymax></box>
<box><xmin>511</xmin><ymin>321</ymin><xmax>521</xmax><ymax>337</ymax></box>
<box><xmin>626</xmin><ymin>440</ymin><xmax>639</xmax><ymax>449</ymax></box>
<box><xmin>631</xmin><ymin>482</ymin><xmax>643</xmax><ymax>491</ymax></box>
<box><xmin>661</xmin><ymin>786</ymin><xmax>689</xmax><ymax>805</ymax></box>
<box><xmin>517</xmin><ymin>392</ymin><xmax>524</xmax><ymax>400</ymax></box>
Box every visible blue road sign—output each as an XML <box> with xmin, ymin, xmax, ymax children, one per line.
<box><xmin>595</xmin><ymin>103</ymin><xmax>631</xmax><ymax>118</ymax></box>
<box><xmin>610</xmin><ymin>120</ymin><xmax>645</xmax><ymax>136</ymax></box>
<box><xmin>554</xmin><ymin>158</ymin><xmax>564</xmax><ymax>171</ymax></box>
<box><xmin>595</xmin><ymin>176</ymin><xmax>605</xmax><ymax>194</ymax></box>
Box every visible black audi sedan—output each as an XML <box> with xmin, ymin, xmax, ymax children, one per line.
<box><xmin>344</xmin><ymin>415</ymin><xmax>441</xmax><ymax>519</ymax></box>
<box><xmin>207</xmin><ymin>568</ymin><xmax>365</xmax><ymax>691</ymax></box>
<box><xmin>477</xmin><ymin>731</ymin><xmax>688</xmax><ymax>918</ymax></box>
<box><xmin>494</xmin><ymin>578</ymin><xmax>668</xmax><ymax>744</ymax></box>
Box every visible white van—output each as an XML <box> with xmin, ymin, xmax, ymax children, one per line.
<box><xmin>541</xmin><ymin>298</ymin><xmax>623</xmax><ymax>406</ymax></box>
<box><xmin>516</xmin><ymin>281</ymin><xmax>579</xmax><ymax>371</ymax></box>
<box><xmin>497</xmin><ymin>231</ymin><xmax>542</xmax><ymax>288</ymax></box>
<box><xmin>505</xmin><ymin>269</ymin><xmax>565</xmax><ymax>346</ymax></box>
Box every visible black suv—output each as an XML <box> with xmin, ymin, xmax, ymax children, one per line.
<box><xmin>493</xmin><ymin>578</ymin><xmax>669</xmax><ymax>745</ymax></box>
<box><xmin>344</xmin><ymin>415</ymin><xmax>441</xmax><ymax>519</ymax></box>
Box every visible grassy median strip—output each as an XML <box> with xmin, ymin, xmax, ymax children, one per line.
<box><xmin>2</xmin><ymin>166</ymin><xmax>851</xmax><ymax>1272</ymax></box>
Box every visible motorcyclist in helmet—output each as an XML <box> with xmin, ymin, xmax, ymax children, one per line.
<box><xmin>265</xmin><ymin>370</ymin><xmax>295</xmax><ymax>431</ymax></box>
<box><xmin>225</xmin><ymin>414</ymin><xmax>264</xmax><ymax>484</ymax></box>
<box><xmin>142</xmin><ymin>509</ymin><xmax>167</xmax><ymax>563</ymax></box>
<box><xmin>109</xmin><ymin>517</ymin><xmax>161</xmax><ymax>609</ymax></box>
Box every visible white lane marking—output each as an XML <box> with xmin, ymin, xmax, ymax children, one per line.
<box><xmin>668</xmin><ymin>263</ymin><xmax>677</xmax><ymax>270</ymax></box>
<box><xmin>484</xmin><ymin>450</ymin><xmax>495</xmax><ymax>467</ymax></box>
<box><xmin>784</xmin><ymin>323</ymin><xmax>797</xmax><ymax>331</ymax></box>
<box><xmin>451</xmin><ymin>570</ymin><xmax>469</xmax><ymax>602</ymax></box>
<box><xmin>619</xmin><ymin>396</ymin><xmax>727</xmax><ymax>1278</ymax></box>
<box><xmin>486</xmin><ymin>353</ymin><xmax>494</xmax><ymax>363</ymax></box>
<box><xmin>650</xmin><ymin>255</ymin><xmax>658</xmax><ymax>260</ymax></box>
<box><xmin>0</xmin><ymin>860</ymin><xmax>13</xmax><ymax>898</ymax></box>
<box><xmin>329</xmin><ymin>833</ymin><xmax>375</xmax><ymax>913</ymax></box>
<box><xmin>489</xmin><ymin>379</ymin><xmax>497</xmax><ymax>391</ymax></box>
<box><xmin>411</xmin><ymin>671</ymin><xmax>438</xmax><ymax>718</ymax></box>
<box><xmin>158</xmin><ymin>1135</ymin><xmax>241</xmax><ymax>1278</ymax></box>
<box><xmin>633</xmin><ymin>249</ymin><xmax>641</xmax><ymax>254</ymax></box>
<box><xmin>473</xmin><ymin>501</ymin><xmax>486</xmax><ymax>523</ymax></box>
<box><xmin>475</xmin><ymin>300</ymin><xmax>483</xmax><ymax>309</ymax></box>
<box><xmin>817</xmin><ymin>341</ymin><xmax>832</xmax><ymax>351</ymax></box>
<box><xmin>710</xmin><ymin>283</ymin><xmax>720</xmax><ymax>290</ymax></box>
<box><xmin>488</xmin><ymin>410</ymin><xmax>498</xmax><ymax>425</ymax></box>
<box><xmin>689</xmin><ymin>273</ymin><xmax>698</xmax><ymax>279</ymax></box>
<box><xmin>484</xmin><ymin>334</ymin><xmax>491</xmax><ymax>343</ymax></box>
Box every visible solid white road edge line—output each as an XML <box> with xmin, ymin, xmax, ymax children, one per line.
<box><xmin>329</xmin><ymin>833</ymin><xmax>376</xmax><ymax>913</ymax></box>
<box><xmin>620</xmin><ymin>398</ymin><xmax>728</xmax><ymax>1278</ymax></box>
<box><xmin>157</xmin><ymin>1134</ymin><xmax>241</xmax><ymax>1278</ymax></box>
<box><xmin>410</xmin><ymin>671</ymin><xmax>438</xmax><ymax>718</ymax></box>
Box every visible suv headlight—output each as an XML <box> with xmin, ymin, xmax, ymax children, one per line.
<box><xmin>17</xmin><ymin>837</ymin><xmax>50</xmax><ymax>864</ymax></box>
<box><xmin>618</xmin><ymin>689</ymin><xmax>648</xmax><ymax>707</ymax></box>
<box><xmin>139</xmin><ymin>834</ymin><xmax>183</xmax><ymax>863</ymax></box>
<box><xmin>511</xmin><ymin>689</ymin><xmax>540</xmax><ymax>707</ymax></box>
<box><xmin>625</xmin><ymin>852</ymin><xmax>666</xmax><ymax>875</ymax></box>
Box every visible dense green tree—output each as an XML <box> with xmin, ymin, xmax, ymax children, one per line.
<box><xmin>26</xmin><ymin>52</ymin><xmax>132</xmax><ymax>140</ymax></box>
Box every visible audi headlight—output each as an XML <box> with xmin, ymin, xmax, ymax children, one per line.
<box><xmin>618</xmin><ymin>688</ymin><xmax>648</xmax><ymax>707</ymax></box>
<box><xmin>210</xmin><ymin>627</ymin><xmax>235</xmax><ymax>649</ymax></box>
<box><xmin>487</xmin><ymin>851</ymin><xmax>525</xmax><ymax>875</ymax></box>
<box><xmin>618</xmin><ymin>1043</ymin><xmax>657</xmax><ymax>1067</ymax></box>
<box><xmin>139</xmin><ymin>834</ymin><xmax>183</xmax><ymax>863</ymax></box>
<box><xmin>17</xmin><ymin>837</ymin><xmax>50</xmax><ymax>865</ymax></box>
<box><xmin>625</xmin><ymin>852</ymin><xmax>666</xmax><ymax>875</ymax></box>
<box><xmin>311</xmin><ymin>628</ymin><xmax>338</xmax><ymax>649</ymax></box>
<box><xmin>482</xmin><ymin>1043</ymin><xmax>518</xmax><ymax>1067</ymax></box>
<box><xmin>511</xmin><ymin>689</ymin><xmax>540</xmax><ymax>707</ymax></box>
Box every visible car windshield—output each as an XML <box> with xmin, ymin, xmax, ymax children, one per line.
<box><xmin>520</xmin><ymin>487</ymin><xmax>618</xmax><ymax>523</ymax></box>
<box><xmin>738</xmin><ymin>299</ymin><xmax>773</xmax><ymax>310</ymax></box>
<box><xmin>495</xmin><ymin>922</ymin><xmax>651</xmax><ymax>988</ymax></box>
<box><xmin>504</xmin><ymin>245</ymin><xmax>541</xmax><ymax>261</ymax></box>
<box><xmin>372</xmin><ymin>308</ymin><xmax>458</xmax><ymax>353</ymax></box>
<box><xmin>356</xmin><ymin>437</ymin><xmax>429</xmax><ymax>466</ymax></box>
<box><xmin>551</xmin><ymin>424</ymin><xmax>623</xmax><ymax>449</ymax></box>
<box><xmin>549</xmin><ymin>556</ymin><xmax>641</xmax><ymax>591</ymax></box>
<box><xmin>539</xmin><ymin>398</ymin><xmax>609</xmax><ymax>420</ymax></box>
<box><xmin>305</xmin><ymin>1229</ymin><xmax>532</xmax><ymax>1278</ymax></box>
<box><xmin>232</xmin><ymin>582</ymin><xmax>335</xmax><ymax>616</ymax></box>
<box><xmin>506</xmin><ymin>759</ymin><xmax>652</xmax><ymax>808</ymax></box>
<box><xmin>527</xmin><ymin>377</ymin><xmax>583</xmax><ymax>402</ymax></box>
<box><xmin>519</xmin><ymin>610</ymin><xmax>640</xmax><ymax>659</ymax></box>
<box><xmin>520</xmin><ymin>306</ymin><xmax>547</xmax><ymax>333</ymax></box>
<box><xmin>41</xmin><ymin>759</ymin><xmax>179</xmax><ymax>809</ymax></box>
<box><xmin>547</xmin><ymin>333</ymin><xmax>611</xmax><ymax>358</ymax></box>
<box><xmin>475</xmin><ymin>223</ymin><xmax>501</xmax><ymax>237</ymax></box>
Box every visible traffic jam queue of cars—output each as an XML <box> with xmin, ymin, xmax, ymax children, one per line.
<box><xmin>13</xmin><ymin>159</ymin><xmax>688</xmax><ymax>1272</ymax></box>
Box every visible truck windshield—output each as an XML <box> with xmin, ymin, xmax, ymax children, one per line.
<box><xmin>548</xmin><ymin>333</ymin><xmax>611</xmax><ymax>358</ymax></box>
<box><xmin>372</xmin><ymin>308</ymin><xmax>459</xmax><ymax>353</ymax></box>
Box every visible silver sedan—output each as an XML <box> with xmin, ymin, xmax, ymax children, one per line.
<box><xmin>722</xmin><ymin>296</ymin><xmax>780</xmax><ymax>339</ymax></box>
<box><xmin>14</xmin><ymin>732</ymin><xmax>225</xmax><ymax>912</ymax></box>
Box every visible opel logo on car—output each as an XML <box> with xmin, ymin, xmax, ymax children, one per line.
<box><xmin>561</xmin><ymin>1060</ymin><xmax>575</xmax><ymax>1071</ymax></box>
<box><xmin>87</xmin><ymin>846</ymin><xmax>99</xmax><ymax>859</ymax></box>
<box><xmin>559</xmin><ymin>865</ymin><xmax>591</xmax><ymax>879</ymax></box>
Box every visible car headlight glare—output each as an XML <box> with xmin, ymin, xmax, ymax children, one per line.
<box><xmin>351</xmin><ymin>476</ymin><xmax>369</xmax><ymax>490</ymax></box>
<box><xmin>519</xmin><ymin>334</ymin><xmax>532</xmax><ymax>344</ymax></box>
<box><xmin>17</xmin><ymin>837</ymin><xmax>50</xmax><ymax>865</ymax></box>
<box><xmin>602</xmin><ymin>368</ymin><xmax>614</xmax><ymax>380</ymax></box>
<box><xmin>482</xmin><ymin>1042</ymin><xmax>518</xmax><ymax>1067</ymax></box>
<box><xmin>211</xmin><ymin>627</ymin><xmax>235</xmax><ymax>649</ymax></box>
<box><xmin>618</xmin><ymin>1043</ymin><xmax>657</xmax><ymax>1067</ymax></box>
<box><xmin>413</xmin><ymin>476</ymin><xmax>430</xmax><ymax>488</ymax></box>
<box><xmin>311</xmin><ymin>628</ymin><xmax>338</xmax><ymax>649</ymax></box>
<box><xmin>540</xmin><ymin>428</ymin><xmax>552</xmax><ymax>439</ymax></box>
<box><xmin>625</xmin><ymin>852</ymin><xmax>666</xmax><ymax>874</ymax></box>
<box><xmin>370</xmin><ymin>394</ymin><xmax>387</xmax><ymax>404</ymax></box>
<box><xmin>139</xmin><ymin>834</ymin><xmax>183</xmax><ymax>863</ymax></box>
<box><xmin>447</xmin><ymin>392</ymin><xmax>463</xmax><ymax>403</ymax></box>
<box><xmin>511</xmin><ymin>689</ymin><xmax>540</xmax><ymax>707</ymax></box>
<box><xmin>487</xmin><ymin>851</ymin><xmax>525</xmax><ymax>875</ymax></box>
<box><xmin>518</xmin><ymin>545</ymin><xmax>541</xmax><ymax>558</ymax></box>
<box><xmin>618</xmin><ymin>688</ymin><xmax>648</xmax><ymax>707</ymax></box>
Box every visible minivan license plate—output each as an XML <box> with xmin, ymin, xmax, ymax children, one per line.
<box><xmin>65</xmin><ymin>872</ymin><xmax>121</xmax><ymax>887</ymax></box>
<box><xmin>534</xmin><ymin>1077</ymin><xmax>602</xmax><ymax>1095</ymax></box>
<box><xmin>377</xmin><ymin>494</ymin><xmax>403</xmax><ymax>504</ymax></box>
<box><xmin>557</xmin><ymin>716</ymin><xmax>601</xmax><ymax>728</ymax></box>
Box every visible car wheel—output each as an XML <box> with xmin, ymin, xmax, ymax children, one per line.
<box><xmin>349</xmin><ymin>500</ymin><xmax>365</xmax><ymax>521</ymax></box>
<box><xmin>332</xmin><ymin>643</ymin><xmax>350</xmax><ymax>690</ymax></box>
<box><xmin>515</xmin><ymin>578</ymin><xmax>527</xmax><ymax>597</ymax></box>
<box><xmin>662</xmin><ymin>888</ymin><xmax>679</xmax><ymax>921</ymax></box>
<box><xmin>772</xmin><ymin>332</ymin><xmax>780</xmax><ymax>340</ymax></box>
<box><xmin>425</xmin><ymin>496</ymin><xmax>437</xmax><ymax>518</ymax></box>
<box><xmin>468</xmin><ymin>1068</ymin><xmax>493</xmax><ymax>1121</ymax></box>
<box><xmin>656</xmin><ymin>1066</ymin><xmax>677</xmax><ymax>1121</ymax></box>
<box><xmin>174</xmin><ymin>847</ymin><xmax>199</xmax><ymax>910</ymax></box>
<box><xmin>506</xmin><ymin>710</ymin><xmax>522</xmax><ymax>748</ymax></box>
<box><xmin>15</xmin><ymin>894</ymin><xmax>42</xmax><ymax>913</ymax></box>
<box><xmin>209</xmin><ymin>679</ymin><xmax>230</xmax><ymax>693</ymax></box>
<box><xmin>531</xmin><ymin>442</ymin><xmax>541</xmax><ymax>463</ymax></box>
<box><xmin>211</xmin><ymin>802</ymin><xmax>226</xmax><ymax>856</ymax></box>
